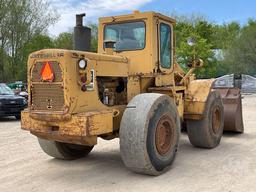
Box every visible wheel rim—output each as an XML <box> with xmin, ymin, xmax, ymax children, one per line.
<box><xmin>155</xmin><ymin>114</ymin><xmax>175</xmax><ymax>156</ymax></box>
<box><xmin>212</xmin><ymin>106</ymin><xmax>221</xmax><ymax>134</ymax></box>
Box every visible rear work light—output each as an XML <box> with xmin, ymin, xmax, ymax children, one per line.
<box><xmin>78</xmin><ymin>59</ymin><xmax>87</xmax><ymax>69</ymax></box>
<box><xmin>41</xmin><ymin>62</ymin><xmax>54</xmax><ymax>82</ymax></box>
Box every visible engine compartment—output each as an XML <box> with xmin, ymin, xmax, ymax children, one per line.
<box><xmin>97</xmin><ymin>77</ymin><xmax>127</xmax><ymax>106</ymax></box>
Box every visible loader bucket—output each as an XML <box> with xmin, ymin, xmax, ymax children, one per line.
<box><xmin>213</xmin><ymin>88</ymin><xmax>244</xmax><ymax>133</ymax></box>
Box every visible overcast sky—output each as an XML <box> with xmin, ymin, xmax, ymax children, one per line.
<box><xmin>47</xmin><ymin>0</ymin><xmax>256</xmax><ymax>37</ymax></box>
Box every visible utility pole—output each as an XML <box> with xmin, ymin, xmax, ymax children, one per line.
<box><xmin>0</xmin><ymin>35</ymin><xmax>4</xmax><ymax>82</ymax></box>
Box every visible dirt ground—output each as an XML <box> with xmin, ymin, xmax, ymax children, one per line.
<box><xmin>0</xmin><ymin>95</ymin><xmax>256</xmax><ymax>192</ymax></box>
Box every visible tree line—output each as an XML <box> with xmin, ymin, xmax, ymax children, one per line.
<box><xmin>174</xmin><ymin>14</ymin><xmax>256</xmax><ymax>78</ymax></box>
<box><xmin>0</xmin><ymin>0</ymin><xmax>58</xmax><ymax>82</ymax></box>
<box><xmin>0</xmin><ymin>1</ymin><xmax>255</xmax><ymax>82</ymax></box>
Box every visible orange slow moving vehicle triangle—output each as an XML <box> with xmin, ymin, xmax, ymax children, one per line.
<box><xmin>41</xmin><ymin>62</ymin><xmax>54</xmax><ymax>82</ymax></box>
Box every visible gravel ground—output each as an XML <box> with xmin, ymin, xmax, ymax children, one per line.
<box><xmin>0</xmin><ymin>95</ymin><xmax>256</xmax><ymax>192</ymax></box>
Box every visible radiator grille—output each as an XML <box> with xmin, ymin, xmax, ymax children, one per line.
<box><xmin>31</xmin><ymin>83</ymin><xmax>65</xmax><ymax>111</ymax></box>
<box><xmin>31</xmin><ymin>61</ymin><xmax>65</xmax><ymax>112</ymax></box>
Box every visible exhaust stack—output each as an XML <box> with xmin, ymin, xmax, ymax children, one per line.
<box><xmin>74</xmin><ymin>13</ymin><xmax>91</xmax><ymax>51</ymax></box>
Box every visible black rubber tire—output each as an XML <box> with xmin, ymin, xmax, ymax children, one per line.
<box><xmin>15</xmin><ymin>115</ymin><xmax>21</xmax><ymax>120</ymax></box>
<box><xmin>187</xmin><ymin>91</ymin><xmax>224</xmax><ymax>148</ymax></box>
<box><xmin>119</xmin><ymin>93</ymin><xmax>180</xmax><ymax>176</ymax></box>
<box><xmin>38</xmin><ymin>138</ymin><xmax>93</xmax><ymax>160</ymax></box>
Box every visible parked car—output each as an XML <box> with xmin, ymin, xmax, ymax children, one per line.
<box><xmin>0</xmin><ymin>83</ymin><xmax>27</xmax><ymax>119</ymax></box>
<box><xmin>18</xmin><ymin>91</ymin><xmax>28</xmax><ymax>100</ymax></box>
<box><xmin>8</xmin><ymin>81</ymin><xmax>27</xmax><ymax>91</ymax></box>
<box><xmin>7</xmin><ymin>82</ymin><xmax>28</xmax><ymax>100</ymax></box>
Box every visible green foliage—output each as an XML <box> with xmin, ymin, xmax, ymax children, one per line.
<box><xmin>17</xmin><ymin>34</ymin><xmax>55</xmax><ymax>81</ymax></box>
<box><xmin>51</xmin><ymin>25</ymin><xmax>98</xmax><ymax>51</ymax></box>
<box><xmin>54</xmin><ymin>32</ymin><xmax>73</xmax><ymax>49</ymax></box>
<box><xmin>88</xmin><ymin>23</ymin><xmax>98</xmax><ymax>52</ymax></box>
<box><xmin>223</xmin><ymin>19</ymin><xmax>256</xmax><ymax>75</ymax></box>
<box><xmin>174</xmin><ymin>14</ymin><xmax>217</xmax><ymax>78</ymax></box>
<box><xmin>212</xmin><ymin>22</ymin><xmax>240</xmax><ymax>49</ymax></box>
<box><xmin>1</xmin><ymin>8</ymin><xmax>256</xmax><ymax>82</ymax></box>
<box><xmin>173</xmin><ymin>13</ymin><xmax>246</xmax><ymax>78</ymax></box>
<box><xmin>0</xmin><ymin>0</ymin><xmax>59</xmax><ymax>82</ymax></box>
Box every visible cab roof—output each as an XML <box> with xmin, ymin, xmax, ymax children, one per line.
<box><xmin>99</xmin><ymin>11</ymin><xmax>176</xmax><ymax>25</ymax></box>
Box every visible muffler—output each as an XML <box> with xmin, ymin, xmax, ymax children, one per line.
<box><xmin>74</xmin><ymin>13</ymin><xmax>91</xmax><ymax>51</ymax></box>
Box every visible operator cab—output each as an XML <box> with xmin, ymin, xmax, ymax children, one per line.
<box><xmin>98</xmin><ymin>11</ymin><xmax>176</xmax><ymax>75</ymax></box>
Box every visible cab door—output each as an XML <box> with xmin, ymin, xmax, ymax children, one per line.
<box><xmin>158</xmin><ymin>20</ymin><xmax>174</xmax><ymax>73</ymax></box>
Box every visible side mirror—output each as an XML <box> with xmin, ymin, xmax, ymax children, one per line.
<box><xmin>180</xmin><ymin>59</ymin><xmax>204</xmax><ymax>84</ymax></box>
<box><xmin>188</xmin><ymin>59</ymin><xmax>204</xmax><ymax>68</ymax></box>
<box><xmin>187</xmin><ymin>37</ymin><xmax>196</xmax><ymax>47</ymax></box>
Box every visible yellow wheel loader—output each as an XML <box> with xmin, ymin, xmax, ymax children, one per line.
<box><xmin>21</xmin><ymin>11</ymin><xmax>244</xmax><ymax>175</ymax></box>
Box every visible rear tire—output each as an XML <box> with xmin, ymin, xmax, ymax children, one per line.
<box><xmin>120</xmin><ymin>93</ymin><xmax>180</xmax><ymax>175</ymax></box>
<box><xmin>15</xmin><ymin>115</ymin><xmax>21</xmax><ymax>120</ymax></box>
<box><xmin>38</xmin><ymin>138</ymin><xmax>93</xmax><ymax>160</ymax></box>
<box><xmin>187</xmin><ymin>91</ymin><xmax>224</xmax><ymax>148</ymax></box>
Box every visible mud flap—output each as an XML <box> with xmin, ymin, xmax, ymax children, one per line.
<box><xmin>213</xmin><ymin>88</ymin><xmax>244</xmax><ymax>133</ymax></box>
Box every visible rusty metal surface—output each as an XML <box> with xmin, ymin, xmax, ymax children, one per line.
<box><xmin>214</xmin><ymin>88</ymin><xmax>244</xmax><ymax>132</ymax></box>
<box><xmin>212</xmin><ymin>106</ymin><xmax>221</xmax><ymax>134</ymax></box>
<box><xmin>33</xmin><ymin>131</ymin><xmax>97</xmax><ymax>146</ymax></box>
<box><xmin>30</xmin><ymin>61</ymin><xmax>65</xmax><ymax>112</ymax></box>
<box><xmin>22</xmin><ymin>12</ymin><xmax>240</xmax><ymax>148</ymax></box>
<box><xmin>184</xmin><ymin>79</ymin><xmax>215</xmax><ymax>120</ymax></box>
<box><xmin>21</xmin><ymin>110</ymin><xmax>113</xmax><ymax>144</ymax></box>
<box><xmin>29</xmin><ymin>111</ymin><xmax>71</xmax><ymax>122</ymax></box>
<box><xmin>155</xmin><ymin>114</ymin><xmax>174</xmax><ymax>155</ymax></box>
<box><xmin>31</xmin><ymin>83</ymin><xmax>65</xmax><ymax>111</ymax></box>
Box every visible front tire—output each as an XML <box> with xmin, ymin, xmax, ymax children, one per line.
<box><xmin>187</xmin><ymin>91</ymin><xmax>224</xmax><ymax>148</ymax></box>
<box><xmin>38</xmin><ymin>138</ymin><xmax>94</xmax><ymax>160</ymax></box>
<box><xmin>120</xmin><ymin>93</ymin><xmax>180</xmax><ymax>175</ymax></box>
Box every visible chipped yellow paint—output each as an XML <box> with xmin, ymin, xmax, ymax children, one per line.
<box><xmin>21</xmin><ymin>11</ymin><xmax>216</xmax><ymax>146</ymax></box>
<box><xmin>22</xmin><ymin>109</ymin><xmax>113</xmax><ymax>145</ymax></box>
<box><xmin>184</xmin><ymin>79</ymin><xmax>215</xmax><ymax>119</ymax></box>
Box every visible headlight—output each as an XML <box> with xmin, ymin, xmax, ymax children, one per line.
<box><xmin>78</xmin><ymin>59</ymin><xmax>87</xmax><ymax>69</ymax></box>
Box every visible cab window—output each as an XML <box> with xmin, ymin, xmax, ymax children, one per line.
<box><xmin>104</xmin><ymin>21</ymin><xmax>146</xmax><ymax>51</ymax></box>
<box><xmin>160</xmin><ymin>23</ymin><xmax>172</xmax><ymax>68</ymax></box>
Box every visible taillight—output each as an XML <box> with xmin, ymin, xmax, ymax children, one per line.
<box><xmin>80</xmin><ymin>75</ymin><xmax>87</xmax><ymax>83</ymax></box>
